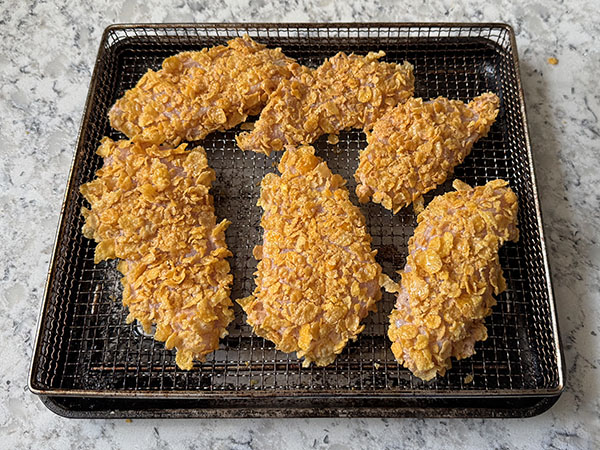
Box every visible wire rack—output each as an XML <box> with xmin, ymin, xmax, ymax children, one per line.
<box><xmin>30</xmin><ymin>24</ymin><xmax>562</xmax><ymax>406</ymax></box>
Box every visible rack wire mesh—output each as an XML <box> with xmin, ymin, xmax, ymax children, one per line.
<box><xmin>30</xmin><ymin>24</ymin><xmax>562</xmax><ymax>401</ymax></box>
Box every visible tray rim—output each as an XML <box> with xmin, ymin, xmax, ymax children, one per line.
<box><xmin>37</xmin><ymin>393</ymin><xmax>560</xmax><ymax>419</ymax></box>
<box><xmin>29</xmin><ymin>22</ymin><xmax>565</xmax><ymax>404</ymax></box>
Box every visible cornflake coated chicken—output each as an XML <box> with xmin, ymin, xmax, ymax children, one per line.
<box><xmin>388</xmin><ymin>179</ymin><xmax>519</xmax><ymax>381</ymax></box>
<box><xmin>80</xmin><ymin>138</ymin><xmax>233</xmax><ymax>369</ymax></box>
<box><xmin>236</xmin><ymin>51</ymin><xmax>414</xmax><ymax>154</ymax></box>
<box><xmin>238</xmin><ymin>146</ymin><xmax>384</xmax><ymax>366</ymax></box>
<box><xmin>109</xmin><ymin>35</ymin><xmax>300</xmax><ymax>146</ymax></box>
<box><xmin>355</xmin><ymin>93</ymin><xmax>500</xmax><ymax>213</ymax></box>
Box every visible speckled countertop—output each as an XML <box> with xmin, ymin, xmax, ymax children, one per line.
<box><xmin>1</xmin><ymin>0</ymin><xmax>599</xmax><ymax>448</ymax></box>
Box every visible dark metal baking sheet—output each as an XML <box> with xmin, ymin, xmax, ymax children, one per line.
<box><xmin>29</xmin><ymin>23</ymin><xmax>564</xmax><ymax>417</ymax></box>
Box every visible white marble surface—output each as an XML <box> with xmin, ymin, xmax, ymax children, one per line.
<box><xmin>1</xmin><ymin>0</ymin><xmax>599</xmax><ymax>448</ymax></box>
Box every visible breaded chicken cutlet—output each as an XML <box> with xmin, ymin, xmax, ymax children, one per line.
<box><xmin>80</xmin><ymin>138</ymin><xmax>234</xmax><ymax>369</ymax></box>
<box><xmin>238</xmin><ymin>146</ymin><xmax>384</xmax><ymax>366</ymax></box>
<box><xmin>236</xmin><ymin>51</ymin><xmax>414</xmax><ymax>154</ymax></box>
<box><xmin>109</xmin><ymin>35</ymin><xmax>300</xmax><ymax>146</ymax></box>
<box><xmin>388</xmin><ymin>179</ymin><xmax>519</xmax><ymax>380</ymax></box>
<box><xmin>355</xmin><ymin>93</ymin><xmax>500</xmax><ymax>213</ymax></box>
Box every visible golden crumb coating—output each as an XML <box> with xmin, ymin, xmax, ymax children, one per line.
<box><xmin>236</xmin><ymin>52</ymin><xmax>414</xmax><ymax>154</ymax></box>
<box><xmin>388</xmin><ymin>179</ymin><xmax>519</xmax><ymax>380</ymax></box>
<box><xmin>238</xmin><ymin>146</ymin><xmax>384</xmax><ymax>366</ymax></box>
<box><xmin>109</xmin><ymin>35</ymin><xmax>299</xmax><ymax>146</ymax></box>
<box><xmin>80</xmin><ymin>138</ymin><xmax>233</xmax><ymax>369</ymax></box>
<box><xmin>355</xmin><ymin>93</ymin><xmax>500</xmax><ymax>213</ymax></box>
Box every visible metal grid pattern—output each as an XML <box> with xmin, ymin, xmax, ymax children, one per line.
<box><xmin>31</xmin><ymin>24</ymin><xmax>561</xmax><ymax>398</ymax></box>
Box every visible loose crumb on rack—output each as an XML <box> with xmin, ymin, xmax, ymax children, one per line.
<box><xmin>464</xmin><ymin>374</ymin><xmax>474</xmax><ymax>384</ymax></box>
<box><xmin>413</xmin><ymin>196</ymin><xmax>425</xmax><ymax>215</ymax></box>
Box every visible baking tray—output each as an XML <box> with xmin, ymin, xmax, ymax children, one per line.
<box><xmin>29</xmin><ymin>23</ymin><xmax>564</xmax><ymax>418</ymax></box>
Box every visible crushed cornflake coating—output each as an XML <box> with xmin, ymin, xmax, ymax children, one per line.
<box><xmin>381</xmin><ymin>274</ymin><xmax>401</xmax><ymax>294</ymax></box>
<box><xmin>388</xmin><ymin>179</ymin><xmax>519</xmax><ymax>380</ymax></box>
<box><xmin>80</xmin><ymin>138</ymin><xmax>234</xmax><ymax>369</ymax></box>
<box><xmin>109</xmin><ymin>35</ymin><xmax>300</xmax><ymax>146</ymax></box>
<box><xmin>355</xmin><ymin>93</ymin><xmax>499</xmax><ymax>213</ymax></box>
<box><xmin>238</xmin><ymin>146</ymin><xmax>384</xmax><ymax>366</ymax></box>
<box><xmin>326</xmin><ymin>134</ymin><xmax>339</xmax><ymax>145</ymax></box>
<box><xmin>236</xmin><ymin>52</ymin><xmax>414</xmax><ymax>154</ymax></box>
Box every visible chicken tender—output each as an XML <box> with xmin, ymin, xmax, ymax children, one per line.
<box><xmin>238</xmin><ymin>146</ymin><xmax>384</xmax><ymax>366</ymax></box>
<box><xmin>80</xmin><ymin>138</ymin><xmax>233</xmax><ymax>369</ymax></box>
<box><xmin>388</xmin><ymin>179</ymin><xmax>519</xmax><ymax>380</ymax></box>
<box><xmin>355</xmin><ymin>93</ymin><xmax>499</xmax><ymax>213</ymax></box>
<box><xmin>236</xmin><ymin>52</ymin><xmax>414</xmax><ymax>154</ymax></box>
<box><xmin>109</xmin><ymin>35</ymin><xmax>299</xmax><ymax>146</ymax></box>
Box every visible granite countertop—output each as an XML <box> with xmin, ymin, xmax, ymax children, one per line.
<box><xmin>1</xmin><ymin>0</ymin><xmax>599</xmax><ymax>448</ymax></box>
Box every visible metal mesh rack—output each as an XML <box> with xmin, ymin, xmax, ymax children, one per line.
<box><xmin>30</xmin><ymin>23</ymin><xmax>563</xmax><ymax>416</ymax></box>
